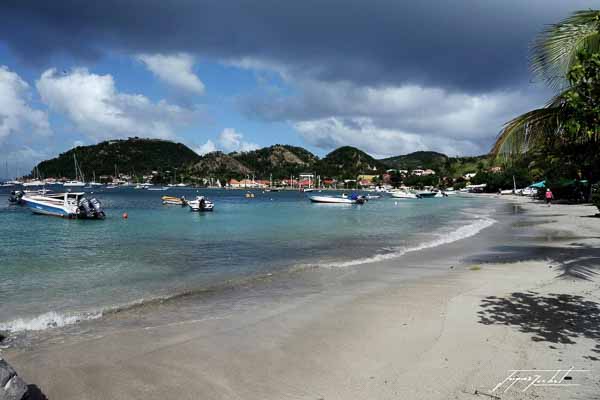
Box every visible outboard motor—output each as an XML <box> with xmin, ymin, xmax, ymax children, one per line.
<box><xmin>8</xmin><ymin>190</ymin><xmax>24</xmax><ymax>205</ymax></box>
<box><xmin>89</xmin><ymin>198</ymin><xmax>105</xmax><ymax>219</ymax></box>
<box><xmin>78</xmin><ymin>197</ymin><xmax>93</xmax><ymax>218</ymax></box>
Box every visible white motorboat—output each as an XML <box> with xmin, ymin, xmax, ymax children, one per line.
<box><xmin>309</xmin><ymin>195</ymin><xmax>365</xmax><ymax>204</ymax></box>
<box><xmin>23</xmin><ymin>188</ymin><xmax>53</xmax><ymax>195</ymax></box>
<box><xmin>21</xmin><ymin>192</ymin><xmax>105</xmax><ymax>219</ymax></box>
<box><xmin>22</xmin><ymin>180</ymin><xmax>45</xmax><ymax>187</ymax></box>
<box><xmin>390</xmin><ymin>189</ymin><xmax>418</xmax><ymax>199</ymax></box>
<box><xmin>416</xmin><ymin>191</ymin><xmax>437</xmax><ymax>198</ymax></box>
<box><xmin>188</xmin><ymin>196</ymin><xmax>214</xmax><ymax>211</ymax></box>
<box><xmin>63</xmin><ymin>180</ymin><xmax>86</xmax><ymax>187</ymax></box>
<box><xmin>148</xmin><ymin>187</ymin><xmax>168</xmax><ymax>191</ymax></box>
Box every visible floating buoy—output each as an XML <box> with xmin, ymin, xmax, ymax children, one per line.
<box><xmin>122</xmin><ymin>212</ymin><xmax>128</xmax><ymax>219</ymax></box>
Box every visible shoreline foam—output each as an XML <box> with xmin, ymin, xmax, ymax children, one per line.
<box><xmin>1</xmin><ymin>204</ymin><xmax>500</xmax><ymax>334</ymax></box>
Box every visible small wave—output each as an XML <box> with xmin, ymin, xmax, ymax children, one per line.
<box><xmin>1</xmin><ymin>215</ymin><xmax>496</xmax><ymax>333</ymax></box>
<box><xmin>321</xmin><ymin>215</ymin><xmax>496</xmax><ymax>268</ymax></box>
<box><xmin>0</xmin><ymin>311</ymin><xmax>102</xmax><ymax>333</ymax></box>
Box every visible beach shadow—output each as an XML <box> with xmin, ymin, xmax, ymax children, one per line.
<box><xmin>465</xmin><ymin>245</ymin><xmax>600</xmax><ymax>280</ymax></box>
<box><xmin>26</xmin><ymin>384</ymin><xmax>48</xmax><ymax>400</ymax></box>
<box><xmin>478</xmin><ymin>291</ymin><xmax>600</xmax><ymax>344</ymax></box>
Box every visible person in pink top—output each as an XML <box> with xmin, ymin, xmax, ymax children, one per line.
<box><xmin>545</xmin><ymin>188</ymin><xmax>553</xmax><ymax>206</ymax></box>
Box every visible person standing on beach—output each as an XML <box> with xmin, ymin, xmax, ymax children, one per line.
<box><xmin>545</xmin><ymin>188</ymin><xmax>553</xmax><ymax>206</ymax></box>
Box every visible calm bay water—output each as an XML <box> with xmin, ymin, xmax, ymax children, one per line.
<box><xmin>0</xmin><ymin>187</ymin><xmax>496</xmax><ymax>331</ymax></box>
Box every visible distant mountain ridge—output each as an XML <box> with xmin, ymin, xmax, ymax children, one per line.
<box><xmin>32</xmin><ymin>137</ymin><xmax>492</xmax><ymax>181</ymax></box>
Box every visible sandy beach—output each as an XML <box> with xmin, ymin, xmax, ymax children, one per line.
<box><xmin>3</xmin><ymin>197</ymin><xmax>600</xmax><ymax>400</ymax></box>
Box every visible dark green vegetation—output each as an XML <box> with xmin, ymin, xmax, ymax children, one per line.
<box><xmin>593</xmin><ymin>192</ymin><xmax>600</xmax><ymax>213</ymax></box>
<box><xmin>316</xmin><ymin>146</ymin><xmax>386</xmax><ymax>178</ymax></box>
<box><xmin>33</xmin><ymin>138</ymin><xmax>505</xmax><ymax>185</ymax></box>
<box><xmin>492</xmin><ymin>10</ymin><xmax>600</xmax><ymax>201</ymax></box>
<box><xmin>381</xmin><ymin>151</ymin><xmax>448</xmax><ymax>171</ymax></box>
<box><xmin>382</xmin><ymin>152</ymin><xmax>492</xmax><ymax>179</ymax></box>
<box><xmin>36</xmin><ymin>138</ymin><xmax>200</xmax><ymax>180</ymax></box>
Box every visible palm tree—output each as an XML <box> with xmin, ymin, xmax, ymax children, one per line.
<box><xmin>493</xmin><ymin>10</ymin><xmax>600</xmax><ymax>156</ymax></box>
<box><xmin>492</xmin><ymin>95</ymin><xmax>564</xmax><ymax>156</ymax></box>
<box><xmin>531</xmin><ymin>10</ymin><xmax>600</xmax><ymax>90</ymax></box>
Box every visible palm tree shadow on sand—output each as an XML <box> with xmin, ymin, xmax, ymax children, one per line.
<box><xmin>471</xmin><ymin>244</ymin><xmax>600</xmax><ymax>358</ymax></box>
<box><xmin>478</xmin><ymin>292</ymin><xmax>600</xmax><ymax>345</ymax></box>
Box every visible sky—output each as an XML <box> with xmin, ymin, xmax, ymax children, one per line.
<box><xmin>0</xmin><ymin>0</ymin><xmax>595</xmax><ymax>177</ymax></box>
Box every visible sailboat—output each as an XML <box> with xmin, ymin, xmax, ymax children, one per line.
<box><xmin>63</xmin><ymin>154</ymin><xmax>86</xmax><ymax>187</ymax></box>
<box><xmin>89</xmin><ymin>171</ymin><xmax>102</xmax><ymax>187</ymax></box>
<box><xmin>1</xmin><ymin>162</ymin><xmax>14</xmax><ymax>187</ymax></box>
<box><xmin>22</xmin><ymin>166</ymin><xmax>44</xmax><ymax>187</ymax></box>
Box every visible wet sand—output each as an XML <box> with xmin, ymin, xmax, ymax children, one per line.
<box><xmin>3</xmin><ymin>197</ymin><xmax>600</xmax><ymax>399</ymax></box>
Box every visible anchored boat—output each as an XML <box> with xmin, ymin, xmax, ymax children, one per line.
<box><xmin>390</xmin><ymin>189</ymin><xmax>419</xmax><ymax>199</ymax></box>
<box><xmin>162</xmin><ymin>196</ymin><xmax>187</xmax><ymax>205</ymax></box>
<box><xmin>309</xmin><ymin>195</ymin><xmax>365</xmax><ymax>204</ymax></box>
<box><xmin>188</xmin><ymin>196</ymin><xmax>214</xmax><ymax>212</ymax></box>
<box><xmin>21</xmin><ymin>192</ymin><xmax>105</xmax><ymax>219</ymax></box>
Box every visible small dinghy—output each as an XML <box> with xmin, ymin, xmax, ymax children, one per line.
<box><xmin>188</xmin><ymin>196</ymin><xmax>214</xmax><ymax>212</ymax></box>
<box><xmin>309</xmin><ymin>194</ymin><xmax>365</xmax><ymax>204</ymax></box>
<box><xmin>162</xmin><ymin>196</ymin><xmax>187</xmax><ymax>206</ymax></box>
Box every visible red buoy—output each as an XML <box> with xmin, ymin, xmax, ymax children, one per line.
<box><xmin>122</xmin><ymin>213</ymin><xmax>128</xmax><ymax>219</ymax></box>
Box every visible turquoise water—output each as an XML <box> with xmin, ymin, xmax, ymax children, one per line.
<box><xmin>0</xmin><ymin>187</ymin><xmax>495</xmax><ymax>331</ymax></box>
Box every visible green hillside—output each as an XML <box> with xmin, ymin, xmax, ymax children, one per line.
<box><xmin>33</xmin><ymin>138</ymin><xmax>500</xmax><ymax>183</ymax></box>
<box><xmin>316</xmin><ymin>146</ymin><xmax>387</xmax><ymax>178</ymax></box>
<box><xmin>231</xmin><ymin>145</ymin><xmax>318</xmax><ymax>179</ymax></box>
<box><xmin>381</xmin><ymin>151</ymin><xmax>449</xmax><ymax>171</ymax></box>
<box><xmin>35</xmin><ymin>138</ymin><xmax>201</xmax><ymax>179</ymax></box>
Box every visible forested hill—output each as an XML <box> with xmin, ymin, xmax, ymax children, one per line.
<box><xmin>381</xmin><ymin>151</ymin><xmax>448</xmax><ymax>170</ymax></box>
<box><xmin>35</xmin><ymin>138</ymin><xmax>201</xmax><ymax>179</ymax></box>
<box><xmin>33</xmin><ymin>138</ymin><xmax>494</xmax><ymax>181</ymax></box>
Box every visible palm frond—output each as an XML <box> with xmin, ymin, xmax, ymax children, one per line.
<box><xmin>492</xmin><ymin>107</ymin><xmax>563</xmax><ymax>156</ymax></box>
<box><xmin>531</xmin><ymin>10</ymin><xmax>600</xmax><ymax>90</ymax></box>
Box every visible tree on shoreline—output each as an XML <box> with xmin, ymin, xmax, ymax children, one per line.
<box><xmin>493</xmin><ymin>10</ymin><xmax>600</xmax><ymax>195</ymax></box>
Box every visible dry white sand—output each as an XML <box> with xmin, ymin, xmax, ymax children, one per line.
<box><xmin>4</xmin><ymin>198</ymin><xmax>600</xmax><ymax>400</ymax></box>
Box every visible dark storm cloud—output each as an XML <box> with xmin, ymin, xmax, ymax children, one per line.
<box><xmin>0</xmin><ymin>0</ymin><xmax>593</xmax><ymax>93</ymax></box>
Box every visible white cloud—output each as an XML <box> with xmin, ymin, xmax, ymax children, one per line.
<box><xmin>0</xmin><ymin>65</ymin><xmax>51</xmax><ymax>143</ymax></box>
<box><xmin>236</xmin><ymin>62</ymin><xmax>549</xmax><ymax>156</ymax></box>
<box><xmin>217</xmin><ymin>128</ymin><xmax>258</xmax><ymax>153</ymax></box>
<box><xmin>195</xmin><ymin>139</ymin><xmax>217</xmax><ymax>155</ymax></box>
<box><xmin>294</xmin><ymin>117</ymin><xmax>481</xmax><ymax>158</ymax></box>
<box><xmin>194</xmin><ymin>128</ymin><xmax>259</xmax><ymax>155</ymax></box>
<box><xmin>36</xmin><ymin>68</ymin><xmax>198</xmax><ymax>141</ymax></box>
<box><xmin>137</xmin><ymin>53</ymin><xmax>205</xmax><ymax>94</ymax></box>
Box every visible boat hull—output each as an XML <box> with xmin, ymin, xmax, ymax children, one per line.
<box><xmin>188</xmin><ymin>199</ymin><xmax>214</xmax><ymax>211</ymax></box>
<box><xmin>309</xmin><ymin>195</ymin><xmax>363</xmax><ymax>204</ymax></box>
<box><xmin>22</xmin><ymin>198</ymin><xmax>75</xmax><ymax>218</ymax></box>
<box><xmin>390</xmin><ymin>192</ymin><xmax>418</xmax><ymax>199</ymax></box>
